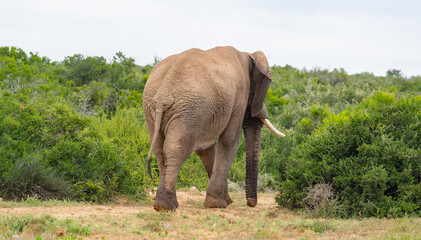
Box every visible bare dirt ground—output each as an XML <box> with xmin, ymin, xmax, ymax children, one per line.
<box><xmin>1</xmin><ymin>189</ymin><xmax>421</xmax><ymax>240</ymax></box>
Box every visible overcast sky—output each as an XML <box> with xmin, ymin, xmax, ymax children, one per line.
<box><xmin>1</xmin><ymin>0</ymin><xmax>420</xmax><ymax>76</ymax></box>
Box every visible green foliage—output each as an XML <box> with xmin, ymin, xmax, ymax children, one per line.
<box><xmin>177</xmin><ymin>154</ymin><xmax>209</xmax><ymax>190</ymax></box>
<box><xmin>65</xmin><ymin>218</ymin><xmax>92</xmax><ymax>236</ymax></box>
<box><xmin>387</xmin><ymin>69</ymin><xmax>403</xmax><ymax>78</ymax></box>
<box><xmin>277</xmin><ymin>92</ymin><xmax>421</xmax><ymax>217</ymax></box>
<box><xmin>63</xmin><ymin>54</ymin><xmax>108</xmax><ymax>86</ymax></box>
<box><xmin>6</xmin><ymin>216</ymin><xmax>26</xmax><ymax>236</ymax></box>
<box><xmin>0</xmin><ymin>214</ymin><xmax>93</xmax><ymax>239</ymax></box>
<box><xmin>109</xmin><ymin>52</ymin><xmax>144</xmax><ymax>91</ymax></box>
<box><xmin>0</xmin><ymin>47</ymin><xmax>153</xmax><ymax>202</ymax></box>
<box><xmin>0</xmin><ymin>155</ymin><xmax>73</xmax><ymax>201</ymax></box>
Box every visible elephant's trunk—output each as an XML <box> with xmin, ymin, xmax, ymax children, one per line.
<box><xmin>243</xmin><ymin>117</ymin><xmax>263</xmax><ymax>207</ymax></box>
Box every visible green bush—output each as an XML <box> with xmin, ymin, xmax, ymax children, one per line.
<box><xmin>63</xmin><ymin>54</ymin><xmax>108</xmax><ymax>86</ymax></box>
<box><xmin>277</xmin><ymin>92</ymin><xmax>421</xmax><ymax>217</ymax></box>
<box><xmin>0</xmin><ymin>87</ymin><xmax>147</xmax><ymax>202</ymax></box>
<box><xmin>0</xmin><ymin>47</ymin><xmax>155</xmax><ymax>202</ymax></box>
<box><xmin>0</xmin><ymin>155</ymin><xmax>73</xmax><ymax>201</ymax></box>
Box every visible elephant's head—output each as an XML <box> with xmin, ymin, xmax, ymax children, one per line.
<box><xmin>243</xmin><ymin>51</ymin><xmax>285</xmax><ymax>207</ymax></box>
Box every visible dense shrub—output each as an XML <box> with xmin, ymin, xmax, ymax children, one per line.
<box><xmin>0</xmin><ymin>155</ymin><xmax>73</xmax><ymax>201</ymax></box>
<box><xmin>63</xmin><ymin>54</ymin><xmax>109</xmax><ymax>86</ymax></box>
<box><xmin>276</xmin><ymin>92</ymin><xmax>421</xmax><ymax>217</ymax></box>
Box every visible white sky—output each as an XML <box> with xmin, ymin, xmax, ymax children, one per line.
<box><xmin>1</xmin><ymin>0</ymin><xmax>420</xmax><ymax>76</ymax></box>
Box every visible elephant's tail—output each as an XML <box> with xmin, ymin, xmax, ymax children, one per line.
<box><xmin>146</xmin><ymin>105</ymin><xmax>164</xmax><ymax>180</ymax></box>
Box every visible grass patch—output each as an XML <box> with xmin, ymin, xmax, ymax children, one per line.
<box><xmin>134</xmin><ymin>211</ymin><xmax>174</xmax><ymax>235</ymax></box>
<box><xmin>377</xmin><ymin>234</ymin><xmax>421</xmax><ymax>240</ymax></box>
<box><xmin>1</xmin><ymin>192</ymin><xmax>421</xmax><ymax>239</ymax></box>
<box><xmin>286</xmin><ymin>219</ymin><xmax>338</xmax><ymax>233</ymax></box>
<box><xmin>0</xmin><ymin>196</ymin><xmax>85</xmax><ymax>208</ymax></box>
<box><xmin>65</xmin><ymin>218</ymin><xmax>92</xmax><ymax>236</ymax></box>
<box><xmin>0</xmin><ymin>214</ymin><xmax>94</xmax><ymax>239</ymax></box>
<box><xmin>0</xmin><ymin>214</ymin><xmax>58</xmax><ymax>238</ymax></box>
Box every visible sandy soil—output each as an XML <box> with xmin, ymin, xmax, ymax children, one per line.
<box><xmin>1</xmin><ymin>190</ymin><xmax>420</xmax><ymax>240</ymax></box>
<box><xmin>0</xmin><ymin>189</ymin><xmax>288</xmax><ymax>239</ymax></box>
<box><xmin>0</xmin><ymin>189</ymin><xmax>278</xmax><ymax>219</ymax></box>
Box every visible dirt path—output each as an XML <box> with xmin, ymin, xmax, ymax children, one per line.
<box><xmin>0</xmin><ymin>189</ymin><xmax>278</xmax><ymax>219</ymax></box>
<box><xmin>1</xmin><ymin>190</ymin><xmax>420</xmax><ymax>239</ymax></box>
<box><xmin>1</xmin><ymin>189</ymin><xmax>288</xmax><ymax>239</ymax></box>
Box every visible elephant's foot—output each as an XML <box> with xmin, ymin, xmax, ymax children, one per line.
<box><xmin>154</xmin><ymin>187</ymin><xmax>178</xmax><ymax>211</ymax></box>
<box><xmin>225</xmin><ymin>194</ymin><xmax>233</xmax><ymax>206</ymax></box>
<box><xmin>247</xmin><ymin>197</ymin><xmax>257</xmax><ymax>207</ymax></box>
<box><xmin>204</xmin><ymin>196</ymin><xmax>228</xmax><ymax>208</ymax></box>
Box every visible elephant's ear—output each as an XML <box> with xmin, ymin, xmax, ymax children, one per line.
<box><xmin>249</xmin><ymin>51</ymin><xmax>271</xmax><ymax>119</ymax></box>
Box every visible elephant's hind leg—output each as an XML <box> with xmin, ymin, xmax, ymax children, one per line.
<box><xmin>154</xmin><ymin>128</ymin><xmax>194</xmax><ymax>211</ymax></box>
<box><xmin>196</xmin><ymin>145</ymin><xmax>233</xmax><ymax>206</ymax></box>
<box><xmin>204</xmin><ymin>118</ymin><xmax>242</xmax><ymax>208</ymax></box>
<box><xmin>154</xmin><ymin>157</ymin><xmax>181</xmax><ymax>211</ymax></box>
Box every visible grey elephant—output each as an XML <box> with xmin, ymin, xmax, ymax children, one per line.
<box><xmin>143</xmin><ymin>46</ymin><xmax>284</xmax><ymax>211</ymax></box>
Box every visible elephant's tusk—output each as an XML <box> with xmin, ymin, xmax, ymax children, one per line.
<box><xmin>261</xmin><ymin>119</ymin><xmax>286</xmax><ymax>137</ymax></box>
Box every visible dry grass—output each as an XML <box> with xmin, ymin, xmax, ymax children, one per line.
<box><xmin>303</xmin><ymin>183</ymin><xmax>344</xmax><ymax>218</ymax></box>
<box><xmin>1</xmin><ymin>189</ymin><xmax>421</xmax><ymax>239</ymax></box>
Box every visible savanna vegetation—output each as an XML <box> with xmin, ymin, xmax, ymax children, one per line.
<box><xmin>1</xmin><ymin>46</ymin><xmax>420</xmax><ymax>219</ymax></box>
<box><xmin>2</xmin><ymin>191</ymin><xmax>421</xmax><ymax>240</ymax></box>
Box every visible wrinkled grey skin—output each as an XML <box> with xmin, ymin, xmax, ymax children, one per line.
<box><xmin>143</xmin><ymin>46</ymin><xmax>273</xmax><ymax>211</ymax></box>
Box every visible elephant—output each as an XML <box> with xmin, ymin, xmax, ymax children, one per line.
<box><xmin>143</xmin><ymin>46</ymin><xmax>285</xmax><ymax>211</ymax></box>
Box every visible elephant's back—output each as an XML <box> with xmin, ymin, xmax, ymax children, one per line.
<box><xmin>148</xmin><ymin>48</ymin><xmax>233</xmax><ymax>84</ymax></box>
<box><xmin>143</xmin><ymin>47</ymin><xmax>249</xmax><ymax>150</ymax></box>
<box><xmin>144</xmin><ymin>46</ymin><xmax>248</xmax><ymax>125</ymax></box>
<box><xmin>147</xmin><ymin>47</ymin><xmax>247</xmax><ymax>96</ymax></box>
